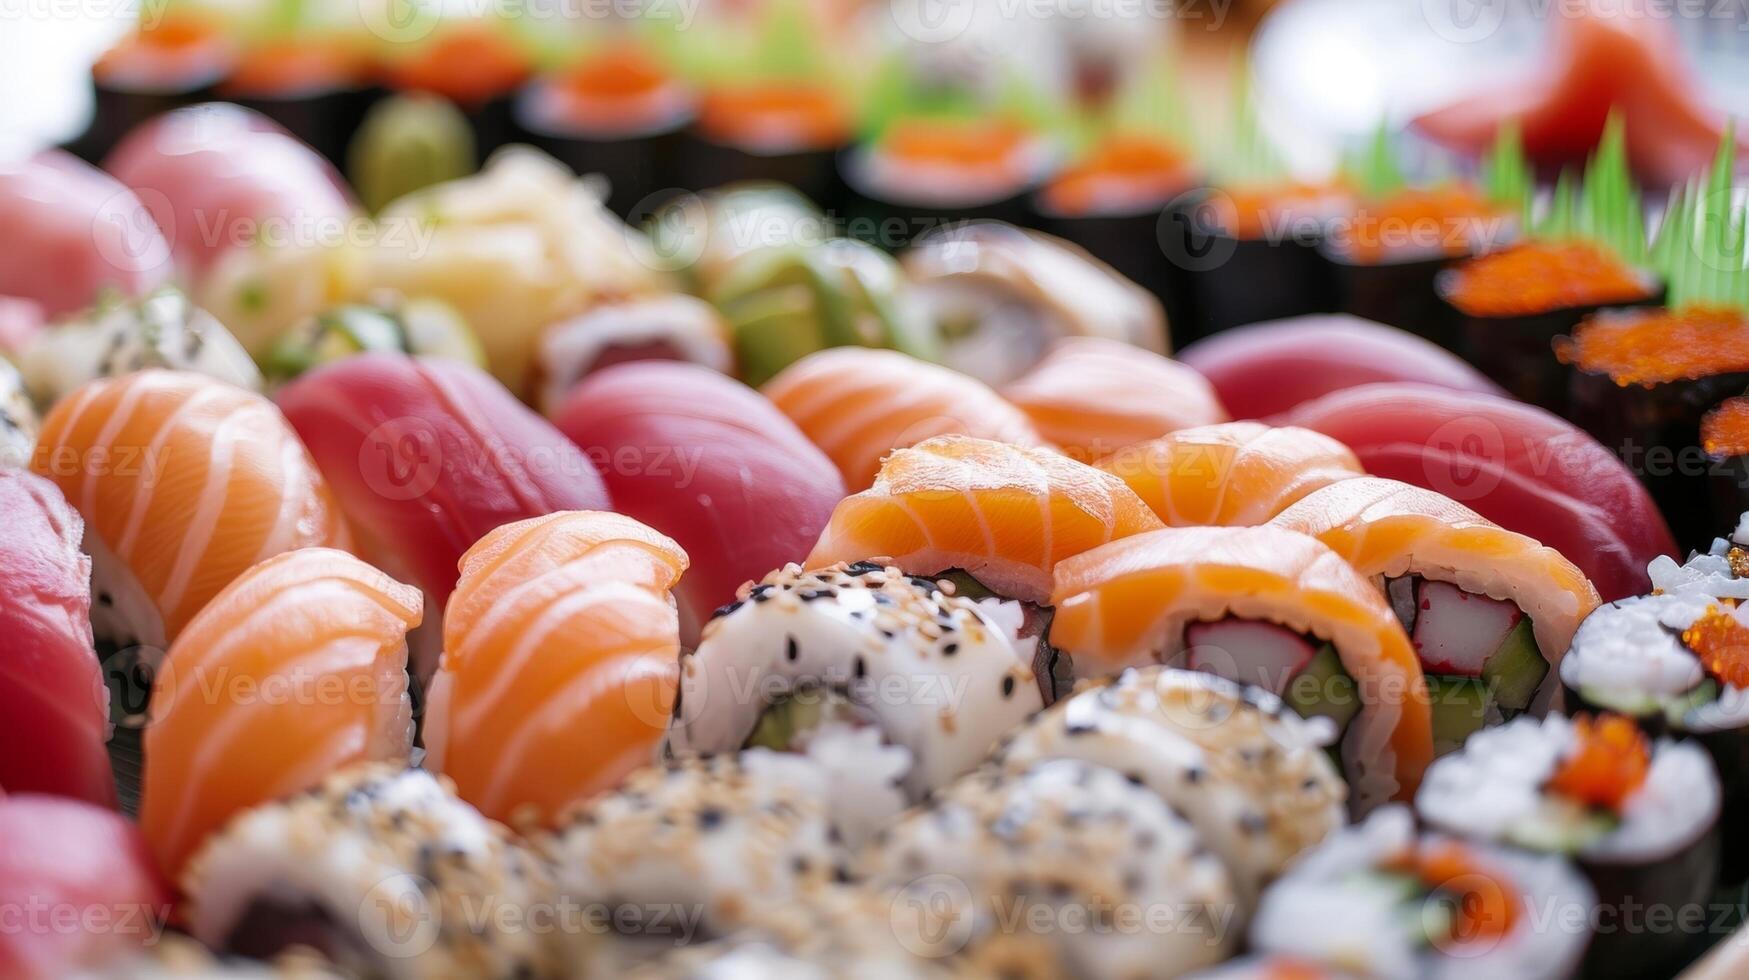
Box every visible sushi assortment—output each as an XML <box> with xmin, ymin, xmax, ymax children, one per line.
<box><xmin>7</xmin><ymin>3</ymin><xmax>1749</xmax><ymax>979</ymax></box>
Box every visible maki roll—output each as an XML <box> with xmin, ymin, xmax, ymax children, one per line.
<box><xmin>900</xmin><ymin>221</ymin><xmax>1167</xmax><ymax>386</ymax></box>
<box><xmin>345</xmin><ymin>94</ymin><xmax>477</xmax><ymax>215</ymax></box>
<box><xmin>1186</xmin><ymin>179</ymin><xmax>1350</xmax><ymax>342</ymax></box>
<box><xmin>0</xmin><ymin>470</ymin><xmax>114</xmax><ymax>806</ymax></box>
<box><xmin>762</xmin><ymin>347</ymin><xmax>1041</xmax><ymax>491</ymax></box>
<box><xmin>21</xmin><ymin>288</ymin><xmax>262</xmax><ymax>406</ymax></box>
<box><xmin>259</xmin><ymin>295</ymin><xmax>484</xmax><ymax>389</ymax></box>
<box><xmin>1177</xmin><ymin>314</ymin><xmax>1504</xmax><ymax>421</ymax></box>
<box><xmin>182</xmin><ymin>764</ymin><xmax>555</xmax><ymax>979</ymax></box>
<box><xmin>275</xmin><ymin>354</ymin><xmax>612</xmax><ymax>685</ymax></box>
<box><xmin>426</xmin><ymin>512</ymin><xmax>687</xmax><ymax>827</ymax></box>
<box><xmin>534</xmin><ymin>296</ymin><xmax>733</xmax><ymax>412</ymax></box>
<box><xmin>218</xmin><ymin>31</ymin><xmax>377</xmax><ymax>168</ymax></box>
<box><xmin>140</xmin><ymin>548</ymin><xmax>421</xmax><ymax>877</ymax></box>
<box><xmin>1097</xmin><ymin>422</ymin><xmax>1363</xmax><ymax>528</ymax></box>
<box><xmin>377</xmin><ymin>19</ymin><xmax>533</xmax><ymax>159</ymax></box>
<box><xmin>806</xmin><ymin>435</ymin><xmax>1162</xmax><ymax>683</ymax></box>
<box><xmin>538</xmin><ymin>752</ymin><xmax>852</xmax><ymax>969</ymax></box>
<box><xmin>858</xmin><ymin>758</ymin><xmax>1240</xmax><ymax>978</ymax></box>
<box><xmin>1283</xmin><ymin>382</ymin><xmax>1677</xmax><ymax>600</ymax></box>
<box><xmin>551</xmin><ymin>362</ymin><xmax>845</xmax><ymax>638</ymax></box>
<box><xmin>74</xmin><ymin>13</ymin><xmax>235</xmax><ymax>163</ymax></box>
<box><xmin>0</xmin><ymin>794</ymin><xmax>171</xmax><ymax>978</ymax></box>
<box><xmin>1000</xmin><ymin>337</ymin><xmax>1228</xmax><ymax>463</ymax></box>
<box><xmin>1050</xmin><ymin>524</ymin><xmax>1435</xmax><ymax>813</ymax></box>
<box><xmin>1274</xmin><ymin>477</ymin><xmax>1601</xmax><ymax>743</ymax></box>
<box><xmin>515</xmin><ymin>46</ymin><xmax>694</xmax><ymax>218</ymax></box>
<box><xmin>1416</xmin><ymin>714</ymin><xmax>1719</xmax><ymax>979</ymax></box>
<box><xmin>994</xmin><ymin>667</ymin><xmax>1346</xmax><ymax>907</ymax></box>
<box><xmin>1249</xmin><ymin>805</ymin><xmax>1593</xmax><ymax>980</ymax></box>
<box><xmin>1703</xmin><ymin>399</ymin><xmax>1749</xmax><ymax>538</ymax></box>
<box><xmin>664</xmin><ymin>561</ymin><xmax>1043</xmax><ymax>814</ymax></box>
<box><xmin>708</xmin><ymin>237</ymin><xmax>936</xmax><ymax>387</ymax></box>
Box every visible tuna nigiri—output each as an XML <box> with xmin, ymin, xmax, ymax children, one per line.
<box><xmin>763</xmin><ymin>347</ymin><xmax>1042</xmax><ymax>491</ymax></box>
<box><xmin>140</xmin><ymin>548</ymin><xmax>421</xmax><ymax>877</ymax></box>
<box><xmin>31</xmin><ymin>370</ymin><xmax>350</xmax><ymax>658</ymax></box>
<box><xmin>0</xmin><ymin>795</ymin><xmax>171</xmax><ymax>978</ymax></box>
<box><xmin>1051</xmin><ymin>524</ymin><xmax>1435</xmax><ymax>812</ymax></box>
<box><xmin>0</xmin><ymin>470</ymin><xmax>113</xmax><ymax>806</ymax></box>
<box><xmin>276</xmin><ymin>353</ymin><xmax>612</xmax><ymax>683</ymax></box>
<box><xmin>1176</xmin><ymin>315</ymin><xmax>1505</xmax><ymax>421</ymax></box>
<box><xmin>1001</xmin><ymin>337</ymin><xmax>1228</xmax><ymax>463</ymax></box>
<box><xmin>1098</xmin><ymin>421</ymin><xmax>1364</xmax><ymax>528</ymax></box>
<box><xmin>550</xmin><ymin>362</ymin><xmax>843</xmax><ymax>639</ymax></box>
<box><xmin>104</xmin><ymin>104</ymin><xmax>354</xmax><ymax>283</ymax></box>
<box><xmin>426</xmin><ymin>511</ymin><xmax>686</xmax><ymax>826</ymax></box>
<box><xmin>0</xmin><ymin>151</ymin><xmax>171</xmax><ymax>324</ymax></box>
<box><xmin>1274</xmin><ymin>477</ymin><xmax>1602</xmax><ymax>740</ymax></box>
<box><xmin>1282</xmin><ymin>382</ymin><xmax>1676</xmax><ymax>600</ymax></box>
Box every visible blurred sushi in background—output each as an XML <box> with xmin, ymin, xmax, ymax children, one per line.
<box><xmin>258</xmin><ymin>293</ymin><xmax>482</xmax><ymax>388</ymax></box>
<box><xmin>0</xmin><ymin>361</ymin><xmax>40</xmax><ymax>469</ymax></box>
<box><xmin>644</xmin><ymin>181</ymin><xmax>830</xmax><ymax>294</ymax></box>
<box><xmin>374</xmin><ymin>15</ymin><xmax>534</xmax><ymax>160</ymax></box>
<box><xmin>215</xmin><ymin>3</ymin><xmax>377</xmax><ymax>168</ymax></box>
<box><xmin>72</xmin><ymin>5</ymin><xmax>237</xmax><ymax>164</ymax></box>
<box><xmin>345</xmin><ymin>93</ymin><xmax>477</xmax><ymax>214</ymax></box>
<box><xmin>534</xmin><ymin>295</ymin><xmax>733</xmax><ymax>413</ymax></box>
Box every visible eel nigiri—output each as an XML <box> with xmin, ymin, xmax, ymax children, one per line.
<box><xmin>140</xmin><ymin>547</ymin><xmax>421</xmax><ymax>877</ymax></box>
<box><xmin>551</xmin><ymin>362</ymin><xmax>843</xmax><ymax>639</ymax></box>
<box><xmin>0</xmin><ymin>794</ymin><xmax>171</xmax><ymax>978</ymax></box>
<box><xmin>1273</xmin><ymin>477</ymin><xmax>1601</xmax><ymax>734</ymax></box>
<box><xmin>1050</xmin><ymin>524</ymin><xmax>1435</xmax><ymax>812</ymax></box>
<box><xmin>31</xmin><ymin>370</ymin><xmax>351</xmax><ymax>655</ymax></box>
<box><xmin>807</xmin><ymin>434</ymin><xmax>1162</xmax><ymax>608</ymax></box>
<box><xmin>276</xmin><ymin>353</ymin><xmax>612</xmax><ymax>684</ymax></box>
<box><xmin>1176</xmin><ymin>314</ymin><xmax>1505</xmax><ymax>421</ymax></box>
<box><xmin>1001</xmin><ymin>336</ymin><xmax>1228</xmax><ymax>462</ymax></box>
<box><xmin>104</xmin><ymin>104</ymin><xmax>353</xmax><ymax>283</ymax></box>
<box><xmin>426</xmin><ymin>511</ymin><xmax>686</xmax><ymax>827</ymax></box>
<box><xmin>763</xmin><ymin>347</ymin><xmax>1041</xmax><ymax>492</ymax></box>
<box><xmin>1282</xmin><ymin>382</ymin><xmax>1676</xmax><ymax>600</ymax></box>
<box><xmin>1098</xmin><ymin>421</ymin><xmax>1363</xmax><ymax>528</ymax></box>
<box><xmin>0</xmin><ymin>151</ymin><xmax>171</xmax><ymax>323</ymax></box>
<box><xmin>0</xmin><ymin>470</ymin><xmax>113</xmax><ymax>806</ymax></box>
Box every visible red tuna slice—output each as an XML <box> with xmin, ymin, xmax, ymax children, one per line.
<box><xmin>105</xmin><ymin>103</ymin><xmax>353</xmax><ymax>282</ymax></box>
<box><xmin>0</xmin><ymin>151</ymin><xmax>171</xmax><ymax>320</ymax></box>
<box><xmin>552</xmin><ymin>361</ymin><xmax>845</xmax><ymax>641</ymax></box>
<box><xmin>1282</xmin><ymin>382</ymin><xmax>1674</xmax><ymax>601</ymax></box>
<box><xmin>0</xmin><ymin>471</ymin><xmax>115</xmax><ymax>807</ymax></box>
<box><xmin>0</xmin><ymin>794</ymin><xmax>171</xmax><ymax>978</ymax></box>
<box><xmin>1178</xmin><ymin>315</ymin><xmax>1504</xmax><ymax>421</ymax></box>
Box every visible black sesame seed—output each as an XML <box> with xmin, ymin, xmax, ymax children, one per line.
<box><xmin>698</xmin><ymin>807</ymin><xmax>725</xmax><ymax>829</ymax></box>
<box><xmin>786</xmin><ymin>636</ymin><xmax>799</xmax><ymax>661</ymax></box>
<box><xmin>942</xmin><ymin>642</ymin><xmax>959</xmax><ymax>657</ymax></box>
<box><xmin>1001</xmin><ymin>676</ymin><xmax>1016</xmax><ymax>698</ymax></box>
<box><xmin>854</xmin><ymin>657</ymin><xmax>867</xmax><ymax>679</ymax></box>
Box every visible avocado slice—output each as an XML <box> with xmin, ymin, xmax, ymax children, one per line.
<box><xmin>1480</xmin><ymin>618</ymin><xmax>1547</xmax><ymax>715</ymax></box>
<box><xmin>1282</xmin><ymin>644</ymin><xmax>1361</xmax><ymax>734</ymax></box>
<box><xmin>1426</xmin><ymin>675</ymin><xmax>1495</xmax><ymax>756</ymax></box>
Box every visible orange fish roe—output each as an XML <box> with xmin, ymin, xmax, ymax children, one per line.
<box><xmin>1388</xmin><ymin>842</ymin><xmax>1519</xmax><ymax>943</ymax></box>
<box><xmin>224</xmin><ymin>40</ymin><xmax>367</xmax><ymax>97</ymax></box>
<box><xmin>1038</xmin><ymin>135</ymin><xmax>1195</xmax><ymax>217</ymax></box>
<box><xmin>384</xmin><ymin>25</ymin><xmax>531</xmax><ymax>107</ymax></box>
<box><xmin>1443</xmin><ymin>241</ymin><xmax>1654</xmax><ymax>318</ymax></box>
<box><xmin>1553</xmin><ymin>306</ymin><xmax>1749</xmax><ymax>385</ymax></box>
<box><xmin>1545</xmin><ymin>714</ymin><xmax>1650</xmax><ymax>812</ymax></box>
<box><xmin>882</xmin><ymin>119</ymin><xmax>1034</xmax><ymax>178</ymax></box>
<box><xmin>1336</xmin><ymin>185</ymin><xmax>1509</xmax><ymax>265</ymax></box>
<box><xmin>1683</xmin><ymin>607</ymin><xmax>1749</xmax><ymax>689</ymax></box>
<box><xmin>1207</xmin><ymin>182</ymin><xmax>1352</xmax><ymax>241</ymax></box>
<box><xmin>94</xmin><ymin>16</ymin><xmax>234</xmax><ymax>85</ymax></box>
<box><xmin>1702</xmin><ymin>397</ymin><xmax>1749</xmax><ymax>458</ymax></box>
<box><xmin>697</xmin><ymin>83</ymin><xmax>849</xmax><ymax>150</ymax></box>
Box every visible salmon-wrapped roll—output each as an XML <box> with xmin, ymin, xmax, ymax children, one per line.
<box><xmin>763</xmin><ymin>348</ymin><xmax>1042</xmax><ymax>491</ymax></box>
<box><xmin>1098</xmin><ymin>422</ymin><xmax>1363</xmax><ymax>527</ymax></box>
<box><xmin>1001</xmin><ymin>338</ymin><xmax>1228</xmax><ymax>463</ymax></box>
<box><xmin>1274</xmin><ymin>477</ymin><xmax>1601</xmax><ymax>736</ymax></box>
<box><xmin>1051</xmin><ymin>524</ymin><xmax>1434</xmax><ymax>812</ymax></box>
<box><xmin>140</xmin><ymin>548</ymin><xmax>422</xmax><ymax>876</ymax></box>
<box><xmin>426</xmin><ymin>511</ymin><xmax>687</xmax><ymax>827</ymax></box>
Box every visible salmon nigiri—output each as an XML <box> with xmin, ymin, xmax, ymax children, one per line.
<box><xmin>763</xmin><ymin>347</ymin><xmax>1042</xmax><ymax>491</ymax></box>
<box><xmin>0</xmin><ymin>470</ymin><xmax>113</xmax><ymax>806</ymax></box>
<box><xmin>426</xmin><ymin>511</ymin><xmax>687</xmax><ymax>827</ymax></box>
<box><xmin>140</xmin><ymin>548</ymin><xmax>421</xmax><ymax>877</ymax></box>
<box><xmin>1001</xmin><ymin>337</ymin><xmax>1228</xmax><ymax>462</ymax></box>
<box><xmin>31</xmin><ymin>370</ymin><xmax>350</xmax><ymax>659</ymax></box>
<box><xmin>1273</xmin><ymin>477</ymin><xmax>1601</xmax><ymax>731</ymax></box>
<box><xmin>1098</xmin><ymin>421</ymin><xmax>1363</xmax><ymax>528</ymax></box>
<box><xmin>1051</xmin><ymin>524</ymin><xmax>1434</xmax><ymax>813</ymax></box>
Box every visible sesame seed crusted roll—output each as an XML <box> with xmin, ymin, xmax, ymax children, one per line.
<box><xmin>0</xmin><ymin>358</ymin><xmax>38</xmax><ymax>469</ymax></box>
<box><xmin>538</xmin><ymin>752</ymin><xmax>854</xmax><ymax>972</ymax></box>
<box><xmin>182</xmin><ymin>764</ymin><xmax>557</xmax><ymax>980</ymax></box>
<box><xmin>664</xmin><ymin>562</ymin><xmax>1044</xmax><ymax>808</ymax></box>
<box><xmin>71</xmin><ymin>936</ymin><xmax>344</xmax><ymax>979</ymax></box>
<box><xmin>858</xmin><ymin>759</ymin><xmax>1242</xmax><ymax>979</ymax></box>
<box><xmin>994</xmin><ymin>667</ymin><xmax>1346</xmax><ymax>909</ymax></box>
